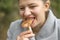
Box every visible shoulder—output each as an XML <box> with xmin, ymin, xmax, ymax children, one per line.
<box><xmin>7</xmin><ymin>19</ymin><xmax>23</xmax><ymax>40</ymax></box>
<box><xmin>57</xmin><ymin>19</ymin><xmax>60</xmax><ymax>30</ymax></box>
<box><xmin>56</xmin><ymin>19</ymin><xmax>60</xmax><ymax>39</ymax></box>
<box><xmin>56</xmin><ymin>19</ymin><xmax>60</xmax><ymax>26</ymax></box>
<box><xmin>56</xmin><ymin>19</ymin><xmax>60</xmax><ymax>23</ymax></box>
<box><xmin>8</xmin><ymin>19</ymin><xmax>23</xmax><ymax>33</ymax></box>
<box><xmin>55</xmin><ymin>19</ymin><xmax>60</xmax><ymax>28</ymax></box>
<box><xmin>10</xmin><ymin>19</ymin><xmax>22</xmax><ymax>28</ymax></box>
<box><xmin>11</xmin><ymin>19</ymin><xmax>22</xmax><ymax>25</ymax></box>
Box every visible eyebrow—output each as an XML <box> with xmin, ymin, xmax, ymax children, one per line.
<box><xmin>19</xmin><ymin>3</ymin><xmax>37</xmax><ymax>7</ymax></box>
<box><xmin>28</xmin><ymin>3</ymin><xmax>37</xmax><ymax>6</ymax></box>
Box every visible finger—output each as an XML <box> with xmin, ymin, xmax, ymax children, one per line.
<box><xmin>17</xmin><ymin>36</ymin><xmax>21</xmax><ymax>40</ymax></box>
<box><xmin>20</xmin><ymin>30</ymin><xmax>32</xmax><ymax>36</ymax></box>
<box><xmin>23</xmin><ymin>33</ymin><xmax>35</xmax><ymax>38</ymax></box>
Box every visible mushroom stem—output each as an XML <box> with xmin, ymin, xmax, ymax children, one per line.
<box><xmin>29</xmin><ymin>26</ymin><xmax>33</xmax><ymax>32</ymax></box>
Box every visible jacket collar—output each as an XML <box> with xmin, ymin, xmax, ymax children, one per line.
<box><xmin>36</xmin><ymin>9</ymin><xmax>57</xmax><ymax>39</ymax></box>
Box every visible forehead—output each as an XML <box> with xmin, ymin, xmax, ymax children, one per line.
<box><xmin>19</xmin><ymin>0</ymin><xmax>43</xmax><ymax>6</ymax></box>
<box><xmin>19</xmin><ymin>0</ymin><xmax>40</xmax><ymax>2</ymax></box>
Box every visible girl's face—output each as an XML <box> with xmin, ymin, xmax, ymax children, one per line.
<box><xmin>19</xmin><ymin>0</ymin><xmax>49</xmax><ymax>28</ymax></box>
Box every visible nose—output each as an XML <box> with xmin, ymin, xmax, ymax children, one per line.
<box><xmin>23</xmin><ymin>7</ymin><xmax>31</xmax><ymax>17</ymax></box>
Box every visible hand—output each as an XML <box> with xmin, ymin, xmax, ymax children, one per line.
<box><xmin>16</xmin><ymin>30</ymin><xmax>35</xmax><ymax>40</ymax></box>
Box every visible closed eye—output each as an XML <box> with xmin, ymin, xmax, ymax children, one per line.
<box><xmin>20</xmin><ymin>7</ymin><xmax>25</xmax><ymax>10</ymax></box>
<box><xmin>30</xmin><ymin>6</ymin><xmax>36</xmax><ymax>8</ymax></box>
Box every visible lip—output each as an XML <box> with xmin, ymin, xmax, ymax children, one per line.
<box><xmin>31</xmin><ymin>18</ymin><xmax>35</xmax><ymax>24</ymax></box>
<box><xmin>22</xmin><ymin>15</ymin><xmax>35</xmax><ymax>24</ymax></box>
<box><xmin>23</xmin><ymin>17</ymin><xmax>35</xmax><ymax>23</ymax></box>
<box><xmin>24</xmin><ymin>16</ymin><xmax>35</xmax><ymax>20</ymax></box>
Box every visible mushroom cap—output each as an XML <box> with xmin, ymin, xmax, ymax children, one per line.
<box><xmin>21</xmin><ymin>19</ymin><xmax>33</xmax><ymax>28</ymax></box>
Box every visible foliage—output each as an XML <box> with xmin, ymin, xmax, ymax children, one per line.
<box><xmin>0</xmin><ymin>0</ymin><xmax>18</xmax><ymax>14</ymax></box>
<box><xmin>50</xmin><ymin>0</ymin><xmax>60</xmax><ymax>18</ymax></box>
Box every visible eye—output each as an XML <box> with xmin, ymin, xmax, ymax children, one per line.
<box><xmin>29</xmin><ymin>5</ymin><xmax>37</xmax><ymax>9</ymax></box>
<box><xmin>20</xmin><ymin>7</ymin><xmax>25</xmax><ymax>10</ymax></box>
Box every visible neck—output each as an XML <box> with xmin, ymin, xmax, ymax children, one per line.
<box><xmin>32</xmin><ymin>24</ymin><xmax>43</xmax><ymax>34</ymax></box>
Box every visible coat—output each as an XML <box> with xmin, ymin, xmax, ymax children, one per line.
<box><xmin>7</xmin><ymin>10</ymin><xmax>60</xmax><ymax>40</ymax></box>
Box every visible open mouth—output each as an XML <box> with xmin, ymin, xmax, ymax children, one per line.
<box><xmin>22</xmin><ymin>17</ymin><xmax>35</xmax><ymax>27</ymax></box>
<box><xmin>24</xmin><ymin>17</ymin><xmax>35</xmax><ymax>20</ymax></box>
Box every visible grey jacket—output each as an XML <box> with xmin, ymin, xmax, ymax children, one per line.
<box><xmin>7</xmin><ymin>10</ymin><xmax>60</xmax><ymax>40</ymax></box>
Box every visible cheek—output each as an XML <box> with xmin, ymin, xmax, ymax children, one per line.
<box><xmin>33</xmin><ymin>8</ymin><xmax>45</xmax><ymax>17</ymax></box>
<box><xmin>33</xmin><ymin>7</ymin><xmax>43</xmax><ymax>14</ymax></box>
<box><xmin>32</xmin><ymin>9</ymin><xmax>42</xmax><ymax>19</ymax></box>
<box><xmin>19</xmin><ymin>11</ymin><xmax>24</xmax><ymax>17</ymax></box>
<box><xmin>33</xmin><ymin>8</ymin><xmax>45</xmax><ymax>22</ymax></box>
<box><xmin>32</xmin><ymin>9</ymin><xmax>40</xmax><ymax>16</ymax></box>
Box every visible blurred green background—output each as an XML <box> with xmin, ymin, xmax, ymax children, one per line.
<box><xmin>0</xmin><ymin>0</ymin><xmax>60</xmax><ymax>40</ymax></box>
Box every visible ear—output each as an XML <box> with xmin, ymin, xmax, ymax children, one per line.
<box><xmin>44</xmin><ymin>0</ymin><xmax>50</xmax><ymax>11</ymax></box>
